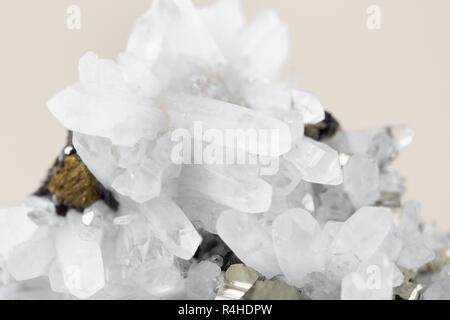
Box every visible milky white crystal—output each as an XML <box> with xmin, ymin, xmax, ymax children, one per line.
<box><xmin>341</xmin><ymin>255</ymin><xmax>395</xmax><ymax>300</ymax></box>
<box><xmin>140</xmin><ymin>197</ymin><xmax>202</xmax><ymax>260</ymax></box>
<box><xmin>138</xmin><ymin>266</ymin><xmax>186</xmax><ymax>299</ymax></box>
<box><xmin>175</xmin><ymin>195</ymin><xmax>226</xmax><ymax>234</ymax></box>
<box><xmin>54</xmin><ymin>212</ymin><xmax>105</xmax><ymax>299</ymax></box>
<box><xmin>0</xmin><ymin>206</ymin><xmax>38</xmax><ymax>259</ymax></box>
<box><xmin>272</xmin><ymin>209</ymin><xmax>325</xmax><ymax>287</ymax></box>
<box><xmin>217</xmin><ymin>210</ymin><xmax>281</xmax><ymax>278</ymax></box>
<box><xmin>284</xmin><ymin>137</ymin><xmax>343</xmax><ymax>185</ymax></box>
<box><xmin>396</xmin><ymin>201</ymin><xmax>435</xmax><ymax>269</ymax></box>
<box><xmin>6</xmin><ymin>227</ymin><xmax>55</xmax><ymax>281</ymax></box>
<box><xmin>292</xmin><ymin>90</ymin><xmax>325</xmax><ymax>125</ymax></box>
<box><xmin>343</xmin><ymin>155</ymin><xmax>380</xmax><ymax>208</ymax></box>
<box><xmin>1</xmin><ymin>0</ymin><xmax>446</xmax><ymax>301</ymax></box>
<box><xmin>179</xmin><ymin>164</ymin><xmax>273</xmax><ymax>214</ymax></box>
<box><xmin>163</xmin><ymin>93</ymin><xmax>292</xmax><ymax>157</ymax></box>
<box><xmin>327</xmin><ymin>125</ymin><xmax>415</xmax><ymax>166</ymax></box>
<box><xmin>186</xmin><ymin>261</ymin><xmax>222</xmax><ymax>300</ymax></box>
<box><xmin>48</xmin><ymin>53</ymin><xmax>168</xmax><ymax>147</ymax></box>
<box><xmin>331</xmin><ymin>207</ymin><xmax>393</xmax><ymax>262</ymax></box>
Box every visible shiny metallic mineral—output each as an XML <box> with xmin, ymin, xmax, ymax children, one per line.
<box><xmin>216</xmin><ymin>264</ymin><xmax>301</xmax><ymax>301</ymax></box>
<box><xmin>35</xmin><ymin>132</ymin><xmax>118</xmax><ymax>216</ymax></box>
<box><xmin>305</xmin><ymin>111</ymin><xmax>340</xmax><ymax>141</ymax></box>
<box><xmin>394</xmin><ymin>268</ymin><xmax>426</xmax><ymax>300</ymax></box>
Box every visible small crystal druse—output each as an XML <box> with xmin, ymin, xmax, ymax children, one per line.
<box><xmin>0</xmin><ymin>0</ymin><xmax>448</xmax><ymax>300</ymax></box>
<box><xmin>35</xmin><ymin>133</ymin><xmax>118</xmax><ymax>216</ymax></box>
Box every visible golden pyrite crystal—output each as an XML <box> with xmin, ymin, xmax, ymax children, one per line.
<box><xmin>35</xmin><ymin>132</ymin><xmax>118</xmax><ymax>215</ymax></box>
<box><xmin>47</xmin><ymin>153</ymin><xmax>101</xmax><ymax>209</ymax></box>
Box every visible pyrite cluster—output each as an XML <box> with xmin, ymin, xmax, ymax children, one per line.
<box><xmin>0</xmin><ymin>0</ymin><xmax>448</xmax><ymax>300</ymax></box>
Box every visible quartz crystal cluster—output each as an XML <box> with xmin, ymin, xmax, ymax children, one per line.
<box><xmin>0</xmin><ymin>0</ymin><xmax>449</xmax><ymax>300</ymax></box>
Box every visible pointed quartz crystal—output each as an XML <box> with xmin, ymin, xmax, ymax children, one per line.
<box><xmin>331</xmin><ymin>207</ymin><xmax>393</xmax><ymax>262</ymax></box>
<box><xmin>217</xmin><ymin>210</ymin><xmax>281</xmax><ymax>278</ymax></box>
<box><xmin>292</xmin><ymin>90</ymin><xmax>325</xmax><ymax>125</ymax></box>
<box><xmin>284</xmin><ymin>137</ymin><xmax>343</xmax><ymax>185</ymax></box>
<box><xmin>327</xmin><ymin>125</ymin><xmax>415</xmax><ymax>165</ymax></box>
<box><xmin>126</xmin><ymin>0</ymin><xmax>225</xmax><ymax>67</ymax></box>
<box><xmin>232</xmin><ymin>9</ymin><xmax>289</xmax><ymax>80</ymax></box>
<box><xmin>186</xmin><ymin>261</ymin><xmax>222</xmax><ymax>300</ymax></box>
<box><xmin>163</xmin><ymin>93</ymin><xmax>292</xmax><ymax>157</ymax></box>
<box><xmin>343</xmin><ymin>155</ymin><xmax>380</xmax><ymax>208</ymax></box>
<box><xmin>179</xmin><ymin>164</ymin><xmax>273</xmax><ymax>214</ymax></box>
<box><xmin>396</xmin><ymin>201</ymin><xmax>435</xmax><ymax>269</ymax></box>
<box><xmin>7</xmin><ymin>227</ymin><xmax>55</xmax><ymax>281</ymax></box>
<box><xmin>0</xmin><ymin>206</ymin><xmax>38</xmax><ymax>259</ymax></box>
<box><xmin>135</xmin><ymin>197</ymin><xmax>202</xmax><ymax>260</ymax></box>
<box><xmin>48</xmin><ymin>53</ymin><xmax>168</xmax><ymax>147</ymax></box>
<box><xmin>272</xmin><ymin>208</ymin><xmax>325</xmax><ymax>287</ymax></box>
<box><xmin>55</xmin><ymin>212</ymin><xmax>105</xmax><ymax>299</ymax></box>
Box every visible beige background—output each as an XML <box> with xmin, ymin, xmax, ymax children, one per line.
<box><xmin>0</xmin><ymin>0</ymin><xmax>449</xmax><ymax>230</ymax></box>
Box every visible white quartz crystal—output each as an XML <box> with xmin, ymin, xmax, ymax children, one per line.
<box><xmin>54</xmin><ymin>212</ymin><xmax>105</xmax><ymax>299</ymax></box>
<box><xmin>138</xmin><ymin>266</ymin><xmax>186</xmax><ymax>299</ymax></box>
<box><xmin>1</xmin><ymin>0</ymin><xmax>446</xmax><ymax>301</ymax></box>
<box><xmin>179</xmin><ymin>164</ymin><xmax>273</xmax><ymax>214</ymax></box>
<box><xmin>292</xmin><ymin>90</ymin><xmax>325</xmax><ymax>125</ymax></box>
<box><xmin>163</xmin><ymin>93</ymin><xmax>292</xmax><ymax>157</ymax></box>
<box><xmin>284</xmin><ymin>137</ymin><xmax>343</xmax><ymax>185</ymax></box>
<box><xmin>231</xmin><ymin>9</ymin><xmax>290</xmax><ymax>80</ymax></box>
<box><xmin>141</xmin><ymin>197</ymin><xmax>202</xmax><ymax>260</ymax></box>
<box><xmin>272</xmin><ymin>209</ymin><xmax>325</xmax><ymax>287</ymax></box>
<box><xmin>0</xmin><ymin>206</ymin><xmax>38</xmax><ymax>259</ymax></box>
<box><xmin>331</xmin><ymin>207</ymin><xmax>393</xmax><ymax>262</ymax></box>
<box><xmin>343</xmin><ymin>155</ymin><xmax>380</xmax><ymax>208</ymax></box>
<box><xmin>217</xmin><ymin>210</ymin><xmax>281</xmax><ymax>279</ymax></box>
<box><xmin>186</xmin><ymin>261</ymin><xmax>221</xmax><ymax>299</ymax></box>
<box><xmin>48</xmin><ymin>53</ymin><xmax>168</xmax><ymax>147</ymax></box>
<box><xmin>6</xmin><ymin>227</ymin><xmax>55</xmax><ymax>281</ymax></box>
<box><xmin>175</xmin><ymin>195</ymin><xmax>226</xmax><ymax>234</ymax></box>
<box><xmin>327</xmin><ymin>125</ymin><xmax>415</xmax><ymax>166</ymax></box>
<box><xmin>396</xmin><ymin>201</ymin><xmax>435</xmax><ymax>269</ymax></box>
<box><xmin>341</xmin><ymin>255</ymin><xmax>396</xmax><ymax>300</ymax></box>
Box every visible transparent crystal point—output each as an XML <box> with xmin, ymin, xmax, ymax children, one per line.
<box><xmin>272</xmin><ymin>209</ymin><xmax>324</xmax><ymax>287</ymax></box>
<box><xmin>55</xmin><ymin>213</ymin><xmax>105</xmax><ymax>299</ymax></box>
<box><xmin>284</xmin><ymin>137</ymin><xmax>343</xmax><ymax>186</ymax></box>
<box><xmin>217</xmin><ymin>210</ymin><xmax>281</xmax><ymax>278</ymax></box>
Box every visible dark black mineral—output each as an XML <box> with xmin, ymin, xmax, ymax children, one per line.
<box><xmin>304</xmin><ymin>111</ymin><xmax>340</xmax><ymax>141</ymax></box>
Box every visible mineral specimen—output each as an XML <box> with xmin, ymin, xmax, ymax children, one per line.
<box><xmin>35</xmin><ymin>132</ymin><xmax>118</xmax><ymax>216</ymax></box>
<box><xmin>215</xmin><ymin>264</ymin><xmax>260</xmax><ymax>300</ymax></box>
<box><xmin>304</xmin><ymin>111</ymin><xmax>340</xmax><ymax>141</ymax></box>
<box><xmin>215</xmin><ymin>264</ymin><xmax>301</xmax><ymax>300</ymax></box>
<box><xmin>0</xmin><ymin>0</ymin><xmax>448</xmax><ymax>300</ymax></box>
